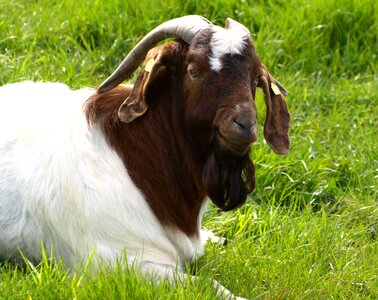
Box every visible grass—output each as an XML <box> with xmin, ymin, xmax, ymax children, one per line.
<box><xmin>0</xmin><ymin>0</ymin><xmax>377</xmax><ymax>299</ymax></box>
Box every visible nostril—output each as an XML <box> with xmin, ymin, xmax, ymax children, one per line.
<box><xmin>233</xmin><ymin>117</ymin><xmax>253</xmax><ymax>131</ymax></box>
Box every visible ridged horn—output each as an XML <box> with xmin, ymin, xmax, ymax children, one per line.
<box><xmin>98</xmin><ymin>15</ymin><xmax>213</xmax><ymax>93</ymax></box>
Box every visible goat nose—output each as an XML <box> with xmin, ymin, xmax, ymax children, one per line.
<box><xmin>233</xmin><ymin>116</ymin><xmax>253</xmax><ymax>131</ymax></box>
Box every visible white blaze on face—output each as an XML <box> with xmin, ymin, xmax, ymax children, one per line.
<box><xmin>209</xmin><ymin>26</ymin><xmax>249</xmax><ymax>72</ymax></box>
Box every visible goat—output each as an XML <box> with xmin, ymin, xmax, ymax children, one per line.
<box><xmin>0</xmin><ymin>16</ymin><xmax>290</xmax><ymax>299</ymax></box>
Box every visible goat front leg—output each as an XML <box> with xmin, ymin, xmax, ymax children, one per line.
<box><xmin>201</xmin><ymin>228</ymin><xmax>227</xmax><ymax>246</ymax></box>
<box><xmin>141</xmin><ymin>261</ymin><xmax>247</xmax><ymax>300</ymax></box>
<box><xmin>212</xmin><ymin>279</ymin><xmax>248</xmax><ymax>300</ymax></box>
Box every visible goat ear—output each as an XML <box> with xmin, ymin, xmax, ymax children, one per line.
<box><xmin>118</xmin><ymin>49</ymin><xmax>166</xmax><ymax>123</ymax></box>
<box><xmin>258</xmin><ymin>64</ymin><xmax>290</xmax><ymax>154</ymax></box>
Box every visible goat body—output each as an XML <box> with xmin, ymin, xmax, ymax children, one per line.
<box><xmin>0</xmin><ymin>16</ymin><xmax>290</xmax><ymax>300</ymax></box>
<box><xmin>0</xmin><ymin>81</ymin><xmax>206</xmax><ymax>268</ymax></box>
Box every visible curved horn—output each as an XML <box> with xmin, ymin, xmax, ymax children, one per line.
<box><xmin>98</xmin><ymin>15</ymin><xmax>213</xmax><ymax>93</ymax></box>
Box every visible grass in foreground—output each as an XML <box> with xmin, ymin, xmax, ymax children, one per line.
<box><xmin>0</xmin><ymin>0</ymin><xmax>377</xmax><ymax>299</ymax></box>
<box><xmin>1</xmin><ymin>202</ymin><xmax>377</xmax><ymax>299</ymax></box>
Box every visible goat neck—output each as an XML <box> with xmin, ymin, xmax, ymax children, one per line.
<box><xmin>86</xmin><ymin>54</ymin><xmax>207</xmax><ymax>237</ymax></box>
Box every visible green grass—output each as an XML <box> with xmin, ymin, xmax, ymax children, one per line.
<box><xmin>1</xmin><ymin>0</ymin><xmax>377</xmax><ymax>299</ymax></box>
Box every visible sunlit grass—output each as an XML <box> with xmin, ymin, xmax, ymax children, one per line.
<box><xmin>0</xmin><ymin>0</ymin><xmax>377</xmax><ymax>299</ymax></box>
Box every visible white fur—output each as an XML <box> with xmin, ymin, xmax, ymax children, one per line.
<box><xmin>209</xmin><ymin>26</ymin><xmax>249</xmax><ymax>72</ymax></box>
<box><xmin>0</xmin><ymin>82</ymin><xmax>247</xmax><ymax>299</ymax></box>
<box><xmin>0</xmin><ymin>82</ymin><xmax>206</xmax><ymax>269</ymax></box>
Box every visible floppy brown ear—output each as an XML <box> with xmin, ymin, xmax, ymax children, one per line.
<box><xmin>118</xmin><ymin>47</ymin><xmax>167</xmax><ymax>123</ymax></box>
<box><xmin>258</xmin><ymin>64</ymin><xmax>290</xmax><ymax>154</ymax></box>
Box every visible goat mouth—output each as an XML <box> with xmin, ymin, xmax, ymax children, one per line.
<box><xmin>216</xmin><ymin>131</ymin><xmax>251</xmax><ymax>157</ymax></box>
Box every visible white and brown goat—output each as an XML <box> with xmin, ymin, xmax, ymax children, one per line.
<box><xmin>0</xmin><ymin>16</ymin><xmax>289</xmax><ymax>299</ymax></box>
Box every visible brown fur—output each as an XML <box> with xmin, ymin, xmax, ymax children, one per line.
<box><xmin>85</xmin><ymin>85</ymin><xmax>207</xmax><ymax>235</ymax></box>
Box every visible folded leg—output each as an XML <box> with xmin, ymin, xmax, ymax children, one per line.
<box><xmin>141</xmin><ymin>261</ymin><xmax>247</xmax><ymax>300</ymax></box>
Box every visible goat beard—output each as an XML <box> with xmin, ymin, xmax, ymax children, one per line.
<box><xmin>202</xmin><ymin>141</ymin><xmax>255</xmax><ymax>211</ymax></box>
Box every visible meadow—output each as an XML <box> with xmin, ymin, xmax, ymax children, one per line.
<box><xmin>0</xmin><ymin>0</ymin><xmax>377</xmax><ymax>299</ymax></box>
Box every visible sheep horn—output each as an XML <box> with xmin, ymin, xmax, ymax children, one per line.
<box><xmin>98</xmin><ymin>15</ymin><xmax>213</xmax><ymax>93</ymax></box>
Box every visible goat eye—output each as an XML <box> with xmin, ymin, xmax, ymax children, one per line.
<box><xmin>188</xmin><ymin>65</ymin><xmax>200</xmax><ymax>79</ymax></box>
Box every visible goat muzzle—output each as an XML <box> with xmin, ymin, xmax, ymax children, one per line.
<box><xmin>216</xmin><ymin>114</ymin><xmax>257</xmax><ymax>157</ymax></box>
